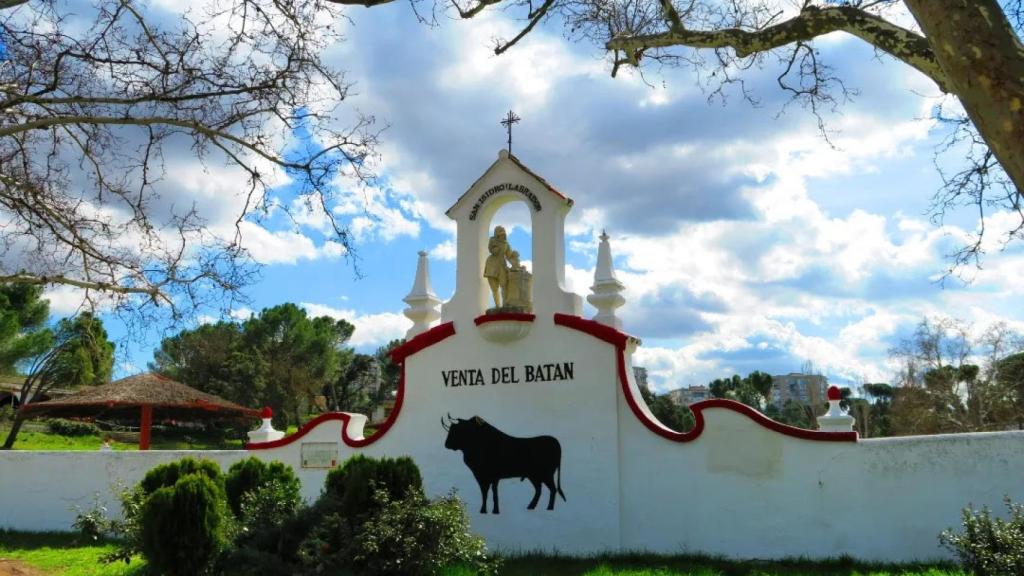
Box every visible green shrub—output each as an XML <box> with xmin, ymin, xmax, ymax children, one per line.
<box><xmin>322</xmin><ymin>454</ymin><xmax>423</xmax><ymax>519</ymax></box>
<box><xmin>46</xmin><ymin>418</ymin><xmax>99</xmax><ymax>437</ymax></box>
<box><xmin>941</xmin><ymin>496</ymin><xmax>1024</xmax><ymax>576</ymax></box>
<box><xmin>352</xmin><ymin>489</ymin><xmax>500</xmax><ymax>576</ymax></box>
<box><xmin>239</xmin><ymin>479</ymin><xmax>303</xmax><ymax>535</ymax></box>
<box><xmin>140</xmin><ymin>456</ymin><xmax>222</xmax><ymax>495</ymax></box>
<box><xmin>225</xmin><ymin>457</ymin><xmax>300</xmax><ymax>518</ymax></box>
<box><xmin>141</xmin><ymin>473</ymin><xmax>229</xmax><ymax>576</ymax></box>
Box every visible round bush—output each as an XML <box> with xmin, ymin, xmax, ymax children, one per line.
<box><xmin>46</xmin><ymin>418</ymin><xmax>99</xmax><ymax>437</ymax></box>
<box><xmin>141</xmin><ymin>473</ymin><xmax>228</xmax><ymax>576</ymax></box>
<box><xmin>225</xmin><ymin>457</ymin><xmax>300</xmax><ymax>518</ymax></box>
<box><xmin>141</xmin><ymin>457</ymin><xmax>222</xmax><ymax>495</ymax></box>
<box><xmin>323</xmin><ymin>454</ymin><xmax>422</xmax><ymax>519</ymax></box>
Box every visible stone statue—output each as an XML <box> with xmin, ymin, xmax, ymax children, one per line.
<box><xmin>484</xmin><ymin>226</ymin><xmax>511</xmax><ymax>307</ymax></box>
<box><xmin>483</xmin><ymin>226</ymin><xmax>532</xmax><ymax>311</ymax></box>
<box><xmin>505</xmin><ymin>250</ymin><xmax>533</xmax><ymax>311</ymax></box>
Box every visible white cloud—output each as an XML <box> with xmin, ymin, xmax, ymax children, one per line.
<box><xmin>301</xmin><ymin>303</ymin><xmax>408</xmax><ymax>349</ymax></box>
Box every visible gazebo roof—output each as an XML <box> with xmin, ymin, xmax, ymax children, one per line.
<box><xmin>20</xmin><ymin>372</ymin><xmax>259</xmax><ymax>420</ymax></box>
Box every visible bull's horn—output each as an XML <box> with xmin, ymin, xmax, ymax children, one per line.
<box><xmin>441</xmin><ymin>417</ymin><xmax>449</xmax><ymax>431</ymax></box>
<box><xmin>446</xmin><ymin>412</ymin><xmax>454</xmax><ymax>422</ymax></box>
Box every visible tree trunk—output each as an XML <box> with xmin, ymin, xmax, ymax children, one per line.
<box><xmin>904</xmin><ymin>0</ymin><xmax>1024</xmax><ymax>194</ymax></box>
<box><xmin>2</xmin><ymin>414</ymin><xmax>27</xmax><ymax>449</ymax></box>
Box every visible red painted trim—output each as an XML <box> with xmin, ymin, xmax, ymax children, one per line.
<box><xmin>389</xmin><ymin>322</ymin><xmax>456</xmax><ymax>364</ymax></box>
<box><xmin>251</xmin><ymin>321</ymin><xmax>452</xmax><ymax>451</ymax></box>
<box><xmin>249</xmin><ymin>350</ymin><xmax>411</xmax><ymax>450</ymax></box>
<box><xmin>474</xmin><ymin>312</ymin><xmax>536</xmax><ymax>325</ymax></box>
<box><xmin>139</xmin><ymin>405</ymin><xmax>152</xmax><ymax>451</ymax></box>
<box><xmin>19</xmin><ymin>400</ymin><xmax>260</xmax><ymax>417</ymax></box>
<box><xmin>553</xmin><ymin>313</ymin><xmax>630</xmax><ymax>348</ymax></box>
<box><xmin>556</xmin><ymin>313</ymin><xmax>857</xmax><ymax>443</ymax></box>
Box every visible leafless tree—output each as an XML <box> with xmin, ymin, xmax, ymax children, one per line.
<box><xmin>0</xmin><ymin>0</ymin><xmax>378</xmax><ymax>326</ymax></box>
<box><xmin>328</xmin><ymin>0</ymin><xmax>1023</xmax><ymax>269</ymax></box>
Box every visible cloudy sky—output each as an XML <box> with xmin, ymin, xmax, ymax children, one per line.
<box><xmin>40</xmin><ymin>2</ymin><xmax>1024</xmax><ymax>392</ymax></box>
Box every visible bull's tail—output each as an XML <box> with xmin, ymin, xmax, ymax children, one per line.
<box><xmin>556</xmin><ymin>464</ymin><xmax>566</xmax><ymax>502</ymax></box>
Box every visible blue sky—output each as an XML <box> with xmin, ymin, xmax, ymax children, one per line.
<box><xmin>36</xmin><ymin>2</ymin><xmax>1024</xmax><ymax>392</ymax></box>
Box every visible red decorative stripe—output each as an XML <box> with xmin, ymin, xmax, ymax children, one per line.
<box><xmin>247</xmin><ymin>364</ymin><xmax>407</xmax><ymax>450</ymax></box>
<box><xmin>474</xmin><ymin>313</ymin><xmax>536</xmax><ymax>325</ymax></box>
<box><xmin>556</xmin><ymin>313</ymin><xmax>857</xmax><ymax>443</ymax></box>
<box><xmin>19</xmin><ymin>400</ymin><xmax>259</xmax><ymax>417</ymax></box>
<box><xmin>553</xmin><ymin>313</ymin><xmax>630</xmax><ymax>348</ymax></box>
<box><xmin>389</xmin><ymin>322</ymin><xmax>456</xmax><ymax>364</ymax></box>
<box><xmin>250</xmin><ymin>329</ymin><xmax>420</xmax><ymax>450</ymax></box>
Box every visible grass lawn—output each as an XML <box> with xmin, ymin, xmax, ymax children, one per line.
<box><xmin>0</xmin><ymin>531</ymin><xmax>145</xmax><ymax>576</ymax></box>
<box><xmin>457</xmin><ymin>554</ymin><xmax>967</xmax><ymax>576</ymax></box>
<box><xmin>0</xmin><ymin>424</ymin><xmax>245</xmax><ymax>451</ymax></box>
<box><xmin>1</xmin><ymin>532</ymin><xmax>963</xmax><ymax>576</ymax></box>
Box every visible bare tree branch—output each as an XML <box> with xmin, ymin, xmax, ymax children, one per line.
<box><xmin>606</xmin><ymin>5</ymin><xmax>948</xmax><ymax>91</ymax></box>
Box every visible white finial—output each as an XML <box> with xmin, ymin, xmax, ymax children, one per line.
<box><xmin>403</xmin><ymin>251</ymin><xmax>442</xmax><ymax>338</ymax></box>
<box><xmin>587</xmin><ymin>230</ymin><xmax>626</xmax><ymax>329</ymax></box>
<box><xmin>247</xmin><ymin>406</ymin><xmax>285</xmax><ymax>444</ymax></box>
<box><xmin>816</xmin><ymin>386</ymin><xmax>856</xmax><ymax>433</ymax></box>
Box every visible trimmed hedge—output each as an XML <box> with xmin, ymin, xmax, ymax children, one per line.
<box><xmin>141</xmin><ymin>471</ymin><xmax>228</xmax><ymax>576</ymax></box>
<box><xmin>225</xmin><ymin>457</ymin><xmax>300</xmax><ymax>518</ymax></box>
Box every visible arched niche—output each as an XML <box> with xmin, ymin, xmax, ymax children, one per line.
<box><xmin>442</xmin><ymin>150</ymin><xmax>582</xmax><ymax>324</ymax></box>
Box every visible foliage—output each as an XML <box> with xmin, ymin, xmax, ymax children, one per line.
<box><xmin>140</xmin><ymin>457</ymin><xmax>223</xmax><ymax>495</ymax></box>
<box><xmin>322</xmin><ymin>453</ymin><xmax>424</xmax><ymax>519</ymax></box>
<box><xmin>353</xmin><ymin>489</ymin><xmax>501</xmax><ymax>576</ymax></box>
<box><xmin>940</xmin><ymin>497</ymin><xmax>1024</xmax><ymax>576</ymax></box>
<box><xmin>225</xmin><ymin>456</ymin><xmax>301</xmax><ymax>518</ymax></box>
<box><xmin>2</xmin><ymin>312</ymin><xmax>115</xmax><ymax>449</ymax></box>
<box><xmin>46</xmin><ymin>418</ymin><xmax>100</xmax><ymax>437</ymax></box>
<box><xmin>72</xmin><ymin>495</ymin><xmax>111</xmax><ymax>544</ymax></box>
<box><xmin>638</xmin><ymin>385</ymin><xmax>694</xmax><ymax>432</ymax></box>
<box><xmin>0</xmin><ymin>283</ymin><xmax>51</xmax><ymax>373</ymax></box>
<box><xmin>708</xmin><ymin>371</ymin><xmax>773</xmax><ymax>411</ymax></box>
<box><xmin>996</xmin><ymin>352</ymin><xmax>1024</xmax><ymax>429</ymax></box>
<box><xmin>140</xmin><ymin>473</ymin><xmax>230</xmax><ymax>576</ymax></box>
<box><xmin>297</xmin><ymin>454</ymin><xmax>426</xmax><ymax>573</ymax></box>
<box><xmin>151</xmin><ymin>303</ymin><xmax>356</xmax><ymax>427</ymax></box>
<box><xmin>889</xmin><ymin>318</ymin><xmax>1024</xmax><ymax>435</ymax></box>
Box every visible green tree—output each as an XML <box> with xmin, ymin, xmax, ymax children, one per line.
<box><xmin>0</xmin><ymin>284</ymin><xmax>51</xmax><ymax>374</ymax></box>
<box><xmin>997</xmin><ymin>352</ymin><xmax>1024</xmax><ymax>429</ymax></box>
<box><xmin>326</xmin><ymin>353</ymin><xmax>375</xmax><ymax>414</ymax></box>
<box><xmin>708</xmin><ymin>371</ymin><xmax>773</xmax><ymax>411</ymax></box>
<box><xmin>372</xmin><ymin>339</ymin><xmax>404</xmax><ymax>411</ymax></box>
<box><xmin>890</xmin><ymin>317</ymin><xmax>1021</xmax><ymax>435</ymax></box>
<box><xmin>153</xmin><ymin>304</ymin><xmax>356</xmax><ymax>427</ymax></box>
<box><xmin>2</xmin><ymin>312</ymin><xmax>114</xmax><ymax>449</ymax></box>
<box><xmin>243</xmin><ymin>305</ymin><xmax>355</xmax><ymax>426</ymax></box>
<box><xmin>150</xmin><ymin>322</ymin><xmax>261</xmax><ymax>408</ymax></box>
<box><xmin>639</xmin><ymin>384</ymin><xmax>695</xmax><ymax>432</ymax></box>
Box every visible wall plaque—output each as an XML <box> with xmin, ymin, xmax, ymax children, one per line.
<box><xmin>301</xmin><ymin>442</ymin><xmax>339</xmax><ymax>469</ymax></box>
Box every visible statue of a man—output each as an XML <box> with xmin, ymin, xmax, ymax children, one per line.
<box><xmin>484</xmin><ymin>226</ymin><xmax>511</xmax><ymax>308</ymax></box>
<box><xmin>505</xmin><ymin>250</ymin><xmax>533</xmax><ymax>311</ymax></box>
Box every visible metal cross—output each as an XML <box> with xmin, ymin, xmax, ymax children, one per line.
<box><xmin>501</xmin><ymin>110</ymin><xmax>521</xmax><ymax>154</ymax></box>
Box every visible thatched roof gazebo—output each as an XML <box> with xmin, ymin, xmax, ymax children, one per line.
<box><xmin>19</xmin><ymin>372</ymin><xmax>260</xmax><ymax>449</ymax></box>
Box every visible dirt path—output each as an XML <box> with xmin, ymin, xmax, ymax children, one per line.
<box><xmin>0</xmin><ymin>559</ymin><xmax>47</xmax><ymax>576</ymax></box>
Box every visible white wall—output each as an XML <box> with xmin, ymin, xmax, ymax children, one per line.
<box><xmin>3</xmin><ymin>317</ymin><xmax>1021</xmax><ymax>562</ymax></box>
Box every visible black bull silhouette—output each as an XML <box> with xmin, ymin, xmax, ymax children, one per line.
<box><xmin>443</xmin><ymin>415</ymin><xmax>565</xmax><ymax>514</ymax></box>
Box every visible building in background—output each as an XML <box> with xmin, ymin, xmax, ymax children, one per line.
<box><xmin>770</xmin><ymin>372</ymin><xmax>828</xmax><ymax>409</ymax></box>
<box><xmin>666</xmin><ymin>385</ymin><xmax>709</xmax><ymax>405</ymax></box>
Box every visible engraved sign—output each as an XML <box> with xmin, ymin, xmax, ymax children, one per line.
<box><xmin>301</xmin><ymin>442</ymin><xmax>339</xmax><ymax>469</ymax></box>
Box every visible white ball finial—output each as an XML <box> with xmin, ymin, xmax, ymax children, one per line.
<box><xmin>587</xmin><ymin>230</ymin><xmax>626</xmax><ymax>330</ymax></box>
<box><xmin>817</xmin><ymin>386</ymin><xmax>856</xmax><ymax>433</ymax></box>
<box><xmin>403</xmin><ymin>251</ymin><xmax>442</xmax><ymax>339</ymax></box>
<box><xmin>247</xmin><ymin>406</ymin><xmax>285</xmax><ymax>443</ymax></box>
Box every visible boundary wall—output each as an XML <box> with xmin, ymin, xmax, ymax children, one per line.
<box><xmin>1</xmin><ymin>315</ymin><xmax>1022</xmax><ymax>562</ymax></box>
